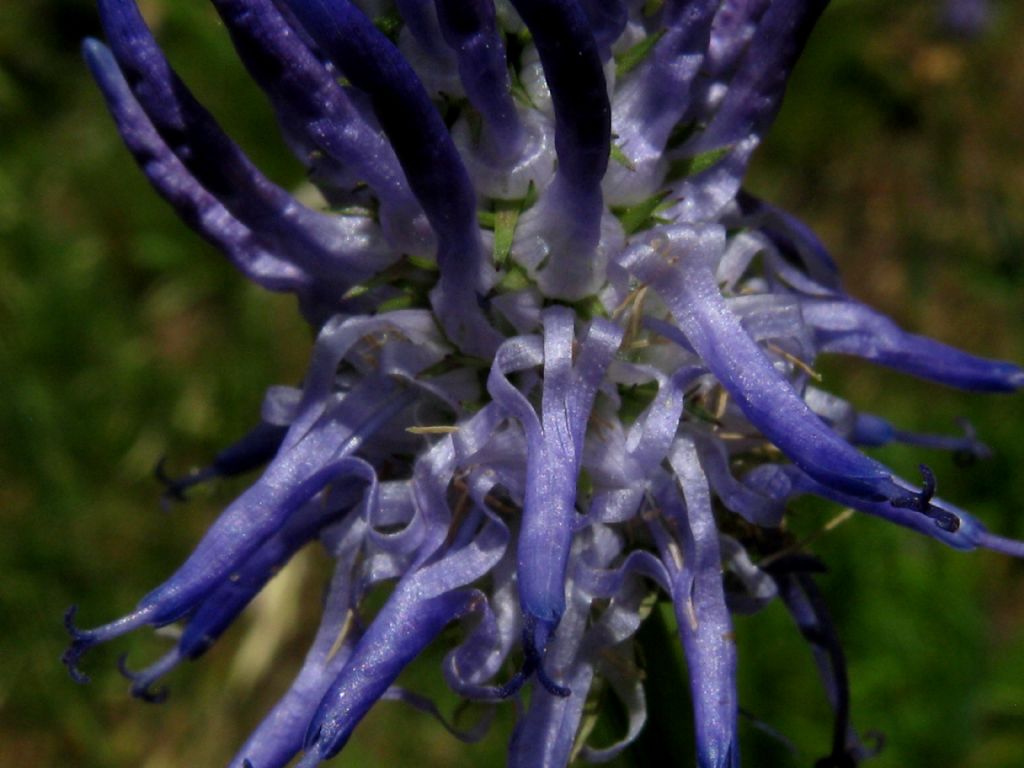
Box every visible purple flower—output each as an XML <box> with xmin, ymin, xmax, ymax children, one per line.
<box><xmin>66</xmin><ymin>2</ymin><xmax>1023</xmax><ymax>766</ymax></box>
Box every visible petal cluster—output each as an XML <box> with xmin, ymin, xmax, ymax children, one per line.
<box><xmin>68</xmin><ymin>2</ymin><xmax>1022</xmax><ymax>767</ymax></box>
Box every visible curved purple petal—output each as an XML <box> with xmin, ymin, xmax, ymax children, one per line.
<box><xmin>281</xmin><ymin>0</ymin><xmax>501</xmax><ymax>355</ymax></box>
<box><xmin>770</xmin><ymin>568</ymin><xmax>875</xmax><ymax>766</ymax></box>
<box><xmin>301</xmin><ymin>513</ymin><xmax>507</xmax><ymax>761</ymax></box>
<box><xmin>210</xmin><ymin>0</ymin><xmax>427</xmax><ymax>242</ymax></box>
<box><xmin>82</xmin><ymin>39</ymin><xmax>309</xmax><ymax>292</ymax></box>
<box><xmin>693</xmin><ymin>0</ymin><xmax>828</xmax><ymax>155</ymax></box>
<box><xmin>435</xmin><ymin>0</ymin><xmax>523</xmax><ymax>155</ymax></box>
<box><xmin>158</xmin><ymin>421</ymin><xmax>288</xmax><ymax>504</ymax></box>
<box><xmin>802</xmin><ymin>298</ymin><xmax>1024</xmax><ymax>392</ymax></box>
<box><xmin>491</xmin><ymin>308</ymin><xmax>622</xmax><ymax>657</ymax></box>
<box><xmin>620</xmin><ymin>225</ymin><xmax>905</xmax><ymax>503</ymax></box>
<box><xmin>508</xmin><ymin>0</ymin><xmax>609</xmax><ymax>207</ymax></box>
<box><xmin>96</xmin><ymin>0</ymin><xmax>393</xmax><ymax>284</ymax></box>
<box><xmin>662</xmin><ymin>437</ymin><xmax>740</xmax><ymax>768</ymax></box>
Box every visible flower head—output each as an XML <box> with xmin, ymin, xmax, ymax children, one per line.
<box><xmin>66</xmin><ymin>2</ymin><xmax>1023</xmax><ymax>766</ymax></box>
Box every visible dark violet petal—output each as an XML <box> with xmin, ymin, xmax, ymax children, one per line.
<box><xmin>508</xmin><ymin>524</ymin><xmax>622</xmax><ymax>768</ymax></box>
<box><xmin>158</xmin><ymin>421</ymin><xmax>288</xmax><ymax>504</ymax></box>
<box><xmin>443</xmin><ymin>579</ymin><xmax>518</xmax><ymax>697</ymax></box>
<box><xmin>771</xmin><ymin>572</ymin><xmax>873</xmax><ymax>767</ymax></box>
<box><xmin>704</xmin><ymin>0</ymin><xmax>773</xmax><ymax>80</ymax></box>
<box><xmin>284</xmin><ymin>311</ymin><xmax>448</xmax><ymax>451</ymax></box>
<box><xmin>770</xmin><ymin>463</ymin><xmax>1016</xmax><ymax>552</ymax></box>
<box><xmin>82</xmin><ymin>39</ymin><xmax>309</xmax><ymax>292</ymax></box>
<box><xmin>660</xmin><ymin>1</ymin><xmax>825</xmax><ymax>222</ymax></box>
<box><xmin>395</xmin><ymin>0</ymin><xmax>450</xmax><ymax>57</ymax></box>
<box><xmin>299</xmin><ymin>591</ymin><xmax>475</xmax><ymax>763</ymax></box>
<box><xmin>734</xmin><ymin>190</ymin><xmax>842</xmax><ymax>290</ymax></box>
<box><xmin>694</xmin><ymin>434</ymin><xmax>786</xmax><ymax>526</ymax></box>
<box><xmin>693</xmin><ymin>0</ymin><xmax>828</xmax><ymax>154</ymax></box>
<box><xmin>802</xmin><ymin>298</ymin><xmax>1024</xmax><ymax>392</ymax></box>
<box><xmin>117</xmin><ymin>649</ymin><xmax>179</xmax><ymax>703</ymax></box>
<box><xmin>210</xmin><ymin>0</ymin><xmax>425</xmax><ymax>232</ymax></box>
<box><xmin>614</xmin><ymin>0</ymin><xmax>718</xmax><ymax>161</ymax></box>
<box><xmin>663</xmin><ymin>139</ymin><xmax>757</xmax><ymax>224</ymax></box>
<box><xmin>847</xmin><ymin>412</ymin><xmax>894</xmax><ymax>447</ymax></box>
<box><xmin>63</xmin><ymin>603</ymin><xmax>160</xmax><ymax>685</ymax></box>
<box><xmin>112</xmin><ymin>487</ymin><xmax>364</xmax><ymax>708</ymax></box>
<box><xmin>620</xmin><ymin>225</ymin><xmax>903</xmax><ymax>502</ymax></box>
<box><xmin>576</xmin><ymin>549</ymin><xmax>672</xmax><ymax>599</ymax></box>
<box><xmin>486</xmin><ymin>334</ymin><xmax>545</xmax><ymax>441</ymax></box>
<box><xmin>507</xmin><ymin>0</ymin><xmax>609</xmax><ymax>259</ymax></box>
<box><xmin>282</xmin><ymin>0</ymin><xmax>501</xmax><ymax>356</ymax></box>
<box><xmin>178</xmin><ymin>481</ymin><xmax>363</xmax><ymax>659</ymax></box>
<box><xmin>578</xmin><ymin>0</ymin><xmax>627</xmax><ymax>60</ymax></box>
<box><xmin>435</xmin><ymin>0</ymin><xmax>523</xmax><ymax>153</ymax></box>
<box><xmin>97</xmin><ymin>0</ymin><xmax>393</xmax><ymax>284</ymax></box>
<box><xmin>508</xmin><ymin>0</ymin><xmax>609</xmax><ymax>196</ymax></box>
<box><xmin>618</xmin><ymin>364</ymin><xmax>702</xmax><ymax>482</ymax></box>
<box><xmin>202</xmin><ymin>422</ymin><xmax>289</xmax><ymax>480</ymax></box>
<box><xmin>663</xmin><ymin>438</ymin><xmax>740</xmax><ymax>768</ymax></box>
<box><xmin>851</xmin><ymin>412</ymin><xmax>991</xmax><ymax>462</ymax></box>
<box><xmin>507</xmin><ymin>663</ymin><xmax>593</xmax><ymax>768</ymax></box>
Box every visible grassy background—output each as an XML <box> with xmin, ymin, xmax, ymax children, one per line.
<box><xmin>2</xmin><ymin>1</ymin><xmax>1022</xmax><ymax>766</ymax></box>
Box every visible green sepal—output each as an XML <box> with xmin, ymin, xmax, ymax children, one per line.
<box><xmin>615</xmin><ymin>29</ymin><xmax>667</xmax><ymax>78</ymax></box>
<box><xmin>487</xmin><ymin>181</ymin><xmax>536</xmax><ymax>267</ymax></box>
<box><xmin>618</xmin><ymin>381</ymin><xmax>660</xmax><ymax>426</ymax></box>
<box><xmin>497</xmin><ymin>263</ymin><xmax>532</xmax><ymax>292</ymax></box>
<box><xmin>667</xmin><ymin>146</ymin><xmax>731</xmax><ymax>182</ymax></box>
<box><xmin>611</xmin><ymin>143</ymin><xmax>636</xmax><ymax>172</ymax></box>
<box><xmin>372</xmin><ymin>9</ymin><xmax>403</xmax><ymax>42</ymax></box>
<box><xmin>612</xmin><ymin>190</ymin><xmax>673</xmax><ymax>236</ymax></box>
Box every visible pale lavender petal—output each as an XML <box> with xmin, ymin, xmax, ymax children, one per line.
<box><xmin>230</xmin><ymin>514</ymin><xmax>367</xmax><ymax>768</ymax></box>
<box><xmin>802</xmin><ymin>298</ymin><xmax>1024</xmax><ymax>392</ymax></box>
<box><xmin>300</xmin><ymin>513</ymin><xmax>507</xmax><ymax>761</ymax></box>
<box><xmin>663</xmin><ymin>437</ymin><xmax>740</xmax><ymax>768</ymax></box>
<box><xmin>509</xmin><ymin>309</ymin><xmax>621</xmax><ymax>653</ymax></box>
<box><xmin>620</xmin><ymin>226</ymin><xmax>901</xmax><ymax>502</ymax></box>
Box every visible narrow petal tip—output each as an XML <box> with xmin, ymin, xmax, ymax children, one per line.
<box><xmin>62</xmin><ymin>603</ymin><xmax>161</xmax><ymax>685</ymax></box>
<box><xmin>154</xmin><ymin>457</ymin><xmax>214</xmax><ymax>506</ymax></box>
<box><xmin>62</xmin><ymin>605</ymin><xmax>92</xmax><ymax>684</ymax></box>
<box><xmin>117</xmin><ymin>653</ymin><xmax>171</xmax><ymax>704</ymax></box>
<box><xmin>891</xmin><ymin>465</ymin><xmax>960</xmax><ymax>532</ymax></box>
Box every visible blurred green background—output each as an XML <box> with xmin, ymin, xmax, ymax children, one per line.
<box><xmin>2</xmin><ymin>1</ymin><xmax>1022</xmax><ymax>766</ymax></box>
